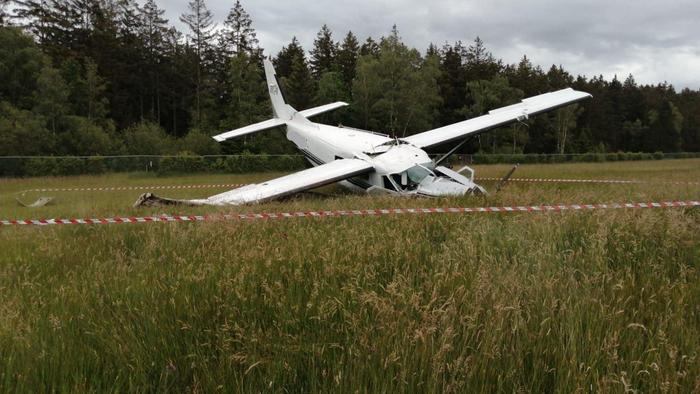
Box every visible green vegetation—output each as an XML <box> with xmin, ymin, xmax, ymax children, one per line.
<box><xmin>2</xmin><ymin>1</ymin><xmax>700</xmax><ymax>158</ymax></box>
<box><xmin>0</xmin><ymin>160</ymin><xmax>699</xmax><ymax>391</ymax></box>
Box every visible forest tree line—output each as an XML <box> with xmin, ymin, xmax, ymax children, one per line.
<box><xmin>1</xmin><ymin>0</ymin><xmax>699</xmax><ymax>158</ymax></box>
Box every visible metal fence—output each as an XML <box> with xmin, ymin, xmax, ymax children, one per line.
<box><xmin>1</xmin><ymin>152</ymin><xmax>698</xmax><ymax>177</ymax></box>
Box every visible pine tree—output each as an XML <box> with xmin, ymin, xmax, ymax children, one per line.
<box><xmin>360</xmin><ymin>36</ymin><xmax>379</xmax><ymax>57</ymax></box>
<box><xmin>141</xmin><ymin>0</ymin><xmax>168</xmax><ymax>56</ymax></box>
<box><xmin>313</xmin><ymin>71</ymin><xmax>347</xmax><ymax>124</ymax></box>
<box><xmin>180</xmin><ymin>0</ymin><xmax>214</xmax><ymax>129</ymax></box>
<box><xmin>139</xmin><ymin>0</ymin><xmax>169</xmax><ymax>123</ymax></box>
<box><xmin>677</xmin><ymin>88</ymin><xmax>700</xmax><ymax>152</ymax></box>
<box><xmin>309</xmin><ymin>24</ymin><xmax>336</xmax><ymax>78</ymax></box>
<box><xmin>282</xmin><ymin>51</ymin><xmax>315</xmax><ymax>110</ymax></box>
<box><xmin>274</xmin><ymin>37</ymin><xmax>305</xmax><ymax>79</ymax></box>
<box><xmin>648</xmin><ymin>100</ymin><xmax>683</xmax><ymax>152</ymax></box>
<box><xmin>224</xmin><ymin>53</ymin><xmax>267</xmax><ymax>129</ymax></box>
<box><xmin>353</xmin><ymin>26</ymin><xmax>440</xmax><ymax>136</ymax></box>
<box><xmin>437</xmin><ymin>42</ymin><xmax>467</xmax><ymax>125</ymax></box>
<box><xmin>464</xmin><ymin>36</ymin><xmax>501</xmax><ymax>82</ymax></box>
<box><xmin>84</xmin><ymin>58</ymin><xmax>109</xmax><ymax>120</ymax></box>
<box><xmin>221</xmin><ymin>0</ymin><xmax>259</xmax><ymax>57</ymax></box>
<box><xmin>335</xmin><ymin>31</ymin><xmax>359</xmax><ymax>89</ymax></box>
<box><xmin>426</xmin><ymin>43</ymin><xmax>439</xmax><ymax>57</ymax></box>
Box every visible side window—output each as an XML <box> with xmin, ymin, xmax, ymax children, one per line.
<box><xmin>383</xmin><ymin>176</ymin><xmax>397</xmax><ymax>191</ymax></box>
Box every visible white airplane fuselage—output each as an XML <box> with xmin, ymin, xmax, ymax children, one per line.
<box><xmin>284</xmin><ymin>112</ymin><xmax>485</xmax><ymax>197</ymax></box>
<box><xmin>133</xmin><ymin>58</ymin><xmax>590</xmax><ymax>208</ymax></box>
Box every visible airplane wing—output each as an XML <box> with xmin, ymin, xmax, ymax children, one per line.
<box><xmin>404</xmin><ymin>88</ymin><xmax>592</xmax><ymax>149</ymax></box>
<box><xmin>133</xmin><ymin>158</ymin><xmax>374</xmax><ymax>207</ymax></box>
<box><xmin>204</xmin><ymin>158</ymin><xmax>373</xmax><ymax>205</ymax></box>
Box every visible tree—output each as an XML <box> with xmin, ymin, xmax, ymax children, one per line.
<box><xmin>464</xmin><ymin>36</ymin><xmax>501</xmax><ymax>82</ymax></box>
<box><xmin>274</xmin><ymin>37</ymin><xmax>305</xmax><ymax>78</ymax></box>
<box><xmin>677</xmin><ymin>88</ymin><xmax>700</xmax><ymax>152</ymax></box>
<box><xmin>84</xmin><ymin>58</ymin><xmax>109</xmax><ymax>120</ymax></box>
<box><xmin>352</xmin><ymin>54</ymin><xmax>381</xmax><ymax>130</ymax></box>
<box><xmin>554</xmin><ymin>104</ymin><xmax>582</xmax><ymax>154</ymax></box>
<box><xmin>0</xmin><ymin>27</ymin><xmax>46</xmax><ymax>108</ymax></box>
<box><xmin>281</xmin><ymin>51</ymin><xmax>315</xmax><ymax>110</ymax></box>
<box><xmin>34</xmin><ymin>64</ymin><xmax>69</xmax><ymax>133</ymax></box>
<box><xmin>0</xmin><ymin>101</ymin><xmax>55</xmax><ymax>155</ymax></box>
<box><xmin>140</xmin><ymin>0</ymin><xmax>169</xmax><ymax>122</ymax></box>
<box><xmin>180</xmin><ymin>0</ymin><xmax>214</xmax><ymax>129</ymax></box>
<box><xmin>437</xmin><ymin>42</ymin><xmax>467</xmax><ymax>125</ymax></box>
<box><xmin>178</xmin><ymin>129</ymin><xmax>220</xmax><ymax>155</ymax></box>
<box><xmin>313</xmin><ymin>71</ymin><xmax>348</xmax><ymax>124</ymax></box>
<box><xmin>221</xmin><ymin>0</ymin><xmax>259</xmax><ymax>57</ymax></box>
<box><xmin>274</xmin><ymin>37</ymin><xmax>315</xmax><ymax>109</ymax></box>
<box><xmin>648</xmin><ymin>100</ymin><xmax>683</xmax><ymax>152</ymax></box>
<box><xmin>123</xmin><ymin>121</ymin><xmax>172</xmax><ymax>154</ymax></box>
<box><xmin>353</xmin><ymin>26</ymin><xmax>440</xmax><ymax>136</ymax></box>
<box><xmin>335</xmin><ymin>31</ymin><xmax>359</xmax><ymax>89</ymax></box>
<box><xmin>223</xmin><ymin>53</ymin><xmax>268</xmax><ymax>130</ymax></box>
<box><xmin>360</xmin><ymin>36</ymin><xmax>379</xmax><ymax>57</ymax></box>
<box><xmin>464</xmin><ymin>76</ymin><xmax>524</xmax><ymax>153</ymax></box>
<box><xmin>59</xmin><ymin>116</ymin><xmax>117</xmax><ymax>155</ymax></box>
<box><xmin>309</xmin><ymin>24</ymin><xmax>336</xmax><ymax>78</ymax></box>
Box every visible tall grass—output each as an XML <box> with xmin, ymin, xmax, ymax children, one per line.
<box><xmin>0</xmin><ymin>160</ymin><xmax>699</xmax><ymax>392</ymax></box>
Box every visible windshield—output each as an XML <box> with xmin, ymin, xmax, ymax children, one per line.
<box><xmin>406</xmin><ymin>162</ymin><xmax>435</xmax><ymax>184</ymax></box>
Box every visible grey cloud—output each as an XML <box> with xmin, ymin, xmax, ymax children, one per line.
<box><xmin>160</xmin><ymin>0</ymin><xmax>700</xmax><ymax>88</ymax></box>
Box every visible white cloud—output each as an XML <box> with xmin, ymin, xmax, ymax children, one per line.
<box><xmin>159</xmin><ymin>0</ymin><xmax>700</xmax><ymax>88</ymax></box>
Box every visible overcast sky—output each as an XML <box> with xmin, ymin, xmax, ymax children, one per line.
<box><xmin>159</xmin><ymin>0</ymin><xmax>700</xmax><ymax>89</ymax></box>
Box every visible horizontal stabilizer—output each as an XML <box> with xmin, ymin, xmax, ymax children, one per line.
<box><xmin>212</xmin><ymin>118</ymin><xmax>286</xmax><ymax>142</ymax></box>
<box><xmin>299</xmin><ymin>102</ymin><xmax>349</xmax><ymax>118</ymax></box>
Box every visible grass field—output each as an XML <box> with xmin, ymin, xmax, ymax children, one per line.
<box><xmin>1</xmin><ymin>159</ymin><xmax>699</xmax><ymax>392</ymax></box>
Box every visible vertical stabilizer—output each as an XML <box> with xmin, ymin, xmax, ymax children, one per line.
<box><xmin>264</xmin><ymin>59</ymin><xmax>294</xmax><ymax>120</ymax></box>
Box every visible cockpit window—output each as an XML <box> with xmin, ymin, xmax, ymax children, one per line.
<box><xmin>384</xmin><ymin>162</ymin><xmax>436</xmax><ymax>192</ymax></box>
<box><xmin>406</xmin><ymin>162</ymin><xmax>435</xmax><ymax>184</ymax></box>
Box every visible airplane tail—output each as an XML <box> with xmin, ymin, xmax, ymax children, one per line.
<box><xmin>211</xmin><ymin>59</ymin><xmax>349</xmax><ymax>143</ymax></box>
<box><xmin>263</xmin><ymin>59</ymin><xmax>295</xmax><ymax>120</ymax></box>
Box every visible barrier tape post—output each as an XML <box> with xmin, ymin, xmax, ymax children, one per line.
<box><xmin>2</xmin><ymin>200</ymin><xmax>698</xmax><ymax>227</ymax></box>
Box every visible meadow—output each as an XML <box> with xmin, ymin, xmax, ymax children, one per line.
<box><xmin>0</xmin><ymin>159</ymin><xmax>699</xmax><ymax>392</ymax></box>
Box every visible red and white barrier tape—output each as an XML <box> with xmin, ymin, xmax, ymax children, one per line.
<box><xmin>2</xmin><ymin>200</ymin><xmax>698</xmax><ymax>227</ymax></box>
<box><xmin>22</xmin><ymin>178</ymin><xmax>699</xmax><ymax>193</ymax></box>
<box><xmin>25</xmin><ymin>184</ymin><xmax>246</xmax><ymax>192</ymax></box>
<box><xmin>476</xmin><ymin>177</ymin><xmax>700</xmax><ymax>185</ymax></box>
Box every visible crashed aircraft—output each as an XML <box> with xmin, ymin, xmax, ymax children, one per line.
<box><xmin>135</xmin><ymin>59</ymin><xmax>591</xmax><ymax>207</ymax></box>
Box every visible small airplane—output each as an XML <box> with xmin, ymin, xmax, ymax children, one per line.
<box><xmin>135</xmin><ymin>59</ymin><xmax>591</xmax><ymax>207</ymax></box>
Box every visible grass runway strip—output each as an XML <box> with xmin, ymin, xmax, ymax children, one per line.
<box><xmin>3</xmin><ymin>200</ymin><xmax>699</xmax><ymax>226</ymax></box>
<box><xmin>19</xmin><ymin>177</ymin><xmax>700</xmax><ymax>194</ymax></box>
